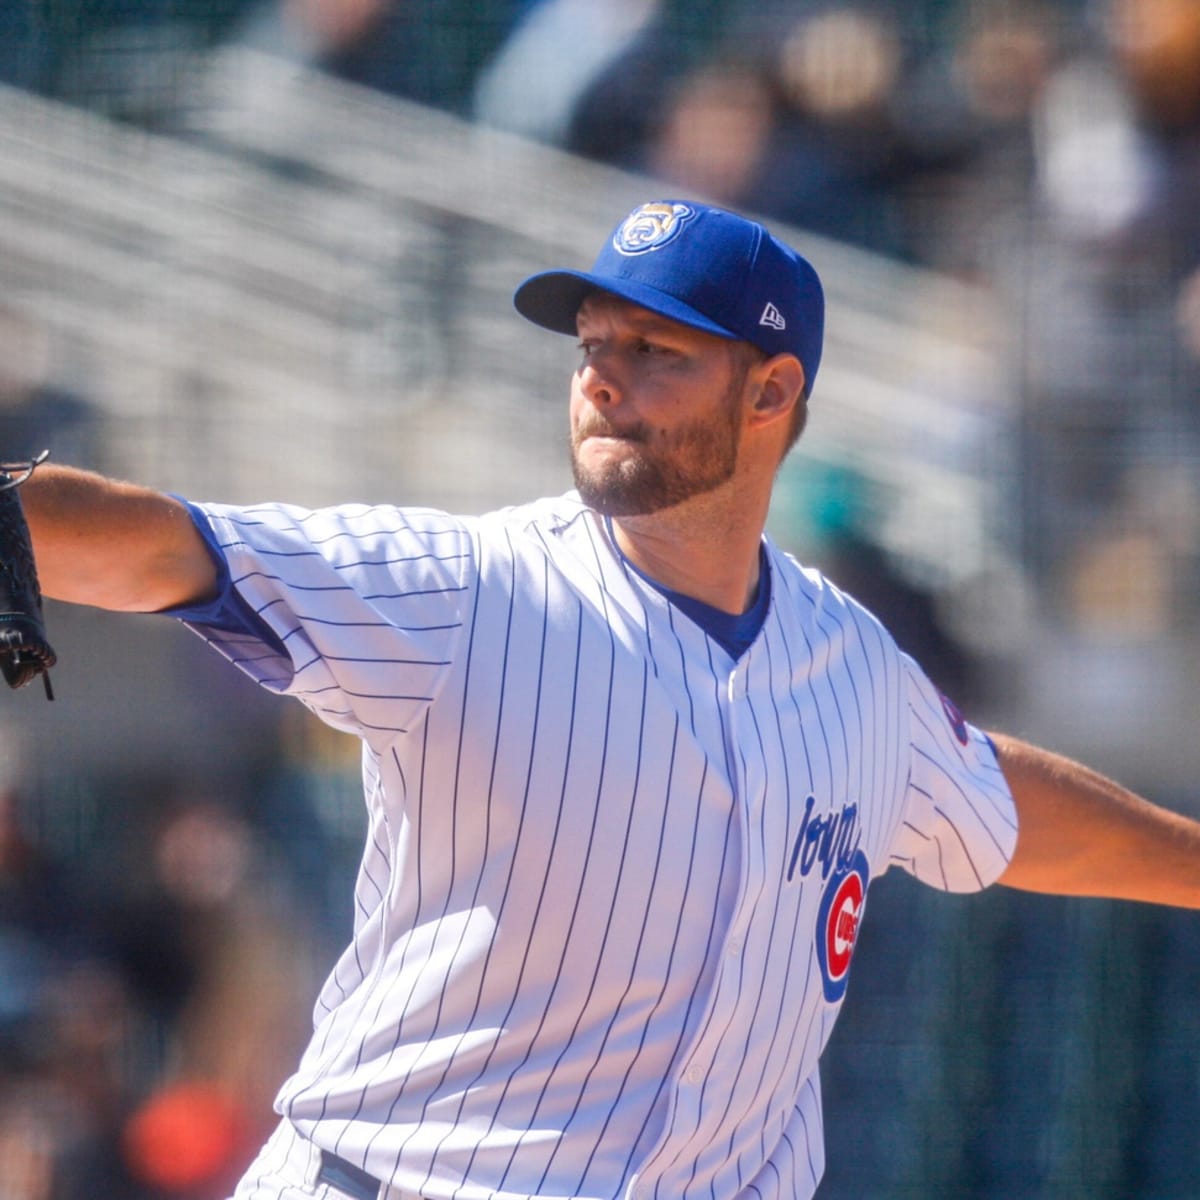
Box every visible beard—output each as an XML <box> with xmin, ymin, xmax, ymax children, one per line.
<box><xmin>570</xmin><ymin>388</ymin><xmax>743</xmax><ymax>517</ymax></box>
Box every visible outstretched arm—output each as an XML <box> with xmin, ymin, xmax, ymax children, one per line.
<box><xmin>993</xmin><ymin>732</ymin><xmax>1200</xmax><ymax>908</ymax></box>
<box><xmin>20</xmin><ymin>464</ymin><xmax>217</xmax><ymax>613</ymax></box>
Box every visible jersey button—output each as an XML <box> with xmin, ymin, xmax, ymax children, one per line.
<box><xmin>685</xmin><ymin>1063</ymin><xmax>705</xmax><ymax>1085</ymax></box>
<box><xmin>727</xmin><ymin>936</ymin><xmax>742</xmax><ymax>955</ymax></box>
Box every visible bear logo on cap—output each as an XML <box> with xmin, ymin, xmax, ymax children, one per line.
<box><xmin>613</xmin><ymin>202</ymin><xmax>695</xmax><ymax>256</ymax></box>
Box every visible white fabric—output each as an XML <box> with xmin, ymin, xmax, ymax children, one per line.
<box><xmin>187</xmin><ymin>493</ymin><xmax>1017</xmax><ymax>1200</ymax></box>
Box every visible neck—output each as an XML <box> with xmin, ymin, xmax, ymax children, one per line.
<box><xmin>608</xmin><ymin>486</ymin><xmax>769</xmax><ymax>614</ymax></box>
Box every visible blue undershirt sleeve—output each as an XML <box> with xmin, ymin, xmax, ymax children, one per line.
<box><xmin>160</xmin><ymin>499</ymin><xmax>289</xmax><ymax>656</ymax></box>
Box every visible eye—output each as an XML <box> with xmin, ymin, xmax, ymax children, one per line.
<box><xmin>636</xmin><ymin>339</ymin><xmax>672</xmax><ymax>356</ymax></box>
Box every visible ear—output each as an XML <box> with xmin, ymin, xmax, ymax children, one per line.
<box><xmin>747</xmin><ymin>354</ymin><xmax>805</xmax><ymax>431</ymax></box>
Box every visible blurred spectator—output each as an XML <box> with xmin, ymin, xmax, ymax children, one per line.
<box><xmin>897</xmin><ymin>0</ymin><xmax>1068</xmax><ymax>274</ymax></box>
<box><xmin>961</xmin><ymin>0</ymin><xmax>1200</xmax><ymax>623</ymax></box>
<box><xmin>545</xmin><ymin>0</ymin><xmax>737</xmax><ymax>169</ymax></box>
<box><xmin>34</xmin><ymin>960</ymin><xmax>149</xmax><ymax>1198</ymax></box>
<box><xmin>568</xmin><ymin>5</ymin><xmax>962</xmax><ymax>259</ymax></box>
<box><xmin>234</xmin><ymin>0</ymin><xmax>525</xmax><ymax>113</ymax></box>
<box><xmin>108</xmin><ymin>790</ymin><xmax>315</xmax><ymax>1197</ymax></box>
<box><xmin>742</xmin><ymin>6</ymin><xmax>916</xmax><ymax>254</ymax></box>
<box><xmin>1108</xmin><ymin>0</ymin><xmax>1200</xmax><ymax>131</ymax></box>
<box><xmin>473</xmin><ymin>0</ymin><xmax>661</xmax><ymax>144</ymax></box>
<box><xmin>147</xmin><ymin>797</ymin><xmax>312</xmax><ymax>1113</ymax></box>
<box><xmin>641</xmin><ymin>57</ymin><xmax>775</xmax><ymax>211</ymax></box>
<box><xmin>0</xmin><ymin>747</ymin><xmax>321</xmax><ymax>1198</ymax></box>
<box><xmin>0</xmin><ymin>740</ymin><xmax>147</xmax><ymax>1198</ymax></box>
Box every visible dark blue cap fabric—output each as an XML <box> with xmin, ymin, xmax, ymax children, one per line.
<box><xmin>514</xmin><ymin>200</ymin><xmax>825</xmax><ymax>395</ymax></box>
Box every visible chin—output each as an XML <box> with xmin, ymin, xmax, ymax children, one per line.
<box><xmin>575</xmin><ymin>472</ymin><xmax>644</xmax><ymax>517</ymax></box>
<box><xmin>574</xmin><ymin>475</ymin><xmax>678</xmax><ymax>518</ymax></box>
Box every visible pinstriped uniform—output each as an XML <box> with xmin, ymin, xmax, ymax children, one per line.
<box><xmin>182</xmin><ymin>491</ymin><xmax>1017</xmax><ymax>1200</ymax></box>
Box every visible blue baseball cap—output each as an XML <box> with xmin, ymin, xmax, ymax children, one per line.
<box><xmin>514</xmin><ymin>200</ymin><xmax>825</xmax><ymax>395</ymax></box>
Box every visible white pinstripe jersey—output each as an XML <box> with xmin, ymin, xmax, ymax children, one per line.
<box><xmin>181</xmin><ymin>491</ymin><xmax>1017</xmax><ymax>1200</ymax></box>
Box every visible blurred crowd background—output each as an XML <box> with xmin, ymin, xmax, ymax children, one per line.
<box><xmin>1</xmin><ymin>1</ymin><xmax>1199</xmax><ymax>1196</ymax></box>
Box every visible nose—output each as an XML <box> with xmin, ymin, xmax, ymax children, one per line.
<box><xmin>577</xmin><ymin>348</ymin><xmax>623</xmax><ymax>407</ymax></box>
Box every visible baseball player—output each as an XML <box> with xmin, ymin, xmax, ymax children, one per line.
<box><xmin>18</xmin><ymin>200</ymin><xmax>1200</xmax><ymax>1200</ymax></box>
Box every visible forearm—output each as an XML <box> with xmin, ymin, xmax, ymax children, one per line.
<box><xmin>20</xmin><ymin>464</ymin><xmax>217</xmax><ymax>612</ymax></box>
<box><xmin>994</xmin><ymin>732</ymin><xmax>1200</xmax><ymax>908</ymax></box>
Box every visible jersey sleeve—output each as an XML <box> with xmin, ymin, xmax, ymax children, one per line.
<box><xmin>171</xmin><ymin>499</ymin><xmax>473</xmax><ymax>747</ymax></box>
<box><xmin>887</xmin><ymin>655</ymin><xmax>1018</xmax><ymax>892</ymax></box>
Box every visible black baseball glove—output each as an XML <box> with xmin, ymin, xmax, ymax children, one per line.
<box><xmin>0</xmin><ymin>451</ymin><xmax>56</xmax><ymax>698</ymax></box>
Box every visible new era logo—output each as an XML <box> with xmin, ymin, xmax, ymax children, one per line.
<box><xmin>759</xmin><ymin>302</ymin><xmax>786</xmax><ymax>331</ymax></box>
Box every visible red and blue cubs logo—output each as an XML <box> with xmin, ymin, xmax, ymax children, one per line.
<box><xmin>815</xmin><ymin>849</ymin><xmax>870</xmax><ymax>1003</ymax></box>
<box><xmin>613</xmin><ymin>202</ymin><xmax>695</xmax><ymax>255</ymax></box>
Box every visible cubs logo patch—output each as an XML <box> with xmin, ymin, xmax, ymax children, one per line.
<box><xmin>613</xmin><ymin>202</ymin><xmax>695</xmax><ymax>255</ymax></box>
<box><xmin>815</xmin><ymin>849</ymin><xmax>870</xmax><ymax>1003</ymax></box>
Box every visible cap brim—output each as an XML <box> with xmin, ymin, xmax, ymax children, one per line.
<box><xmin>514</xmin><ymin>270</ymin><xmax>740</xmax><ymax>342</ymax></box>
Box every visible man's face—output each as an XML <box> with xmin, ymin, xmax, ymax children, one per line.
<box><xmin>569</xmin><ymin>296</ymin><xmax>750</xmax><ymax>517</ymax></box>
